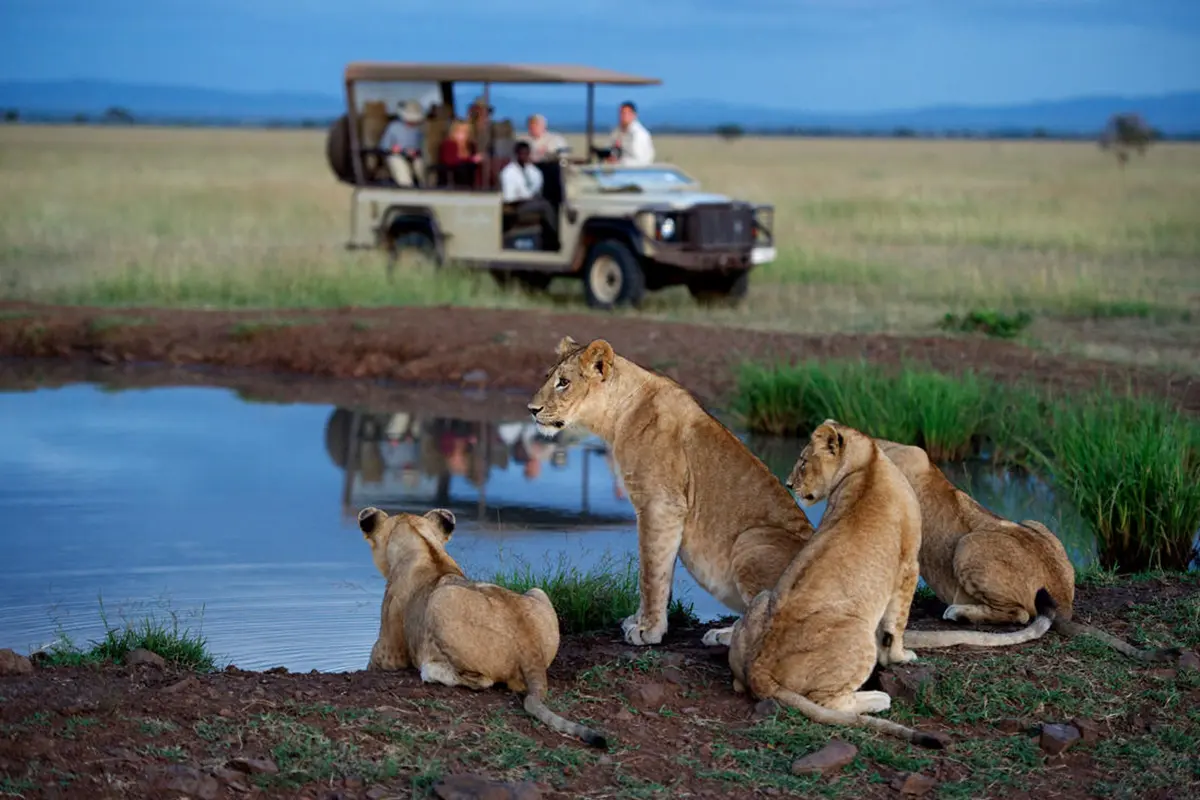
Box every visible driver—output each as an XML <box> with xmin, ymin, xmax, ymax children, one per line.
<box><xmin>605</xmin><ymin>101</ymin><xmax>655</xmax><ymax>166</ymax></box>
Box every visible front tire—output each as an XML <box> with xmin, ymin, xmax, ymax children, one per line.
<box><xmin>582</xmin><ymin>240</ymin><xmax>646</xmax><ymax>311</ymax></box>
<box><xmin>687</xmin><ymin>270</ymin><xmax>750</xmax><ymax>307</ymax></box>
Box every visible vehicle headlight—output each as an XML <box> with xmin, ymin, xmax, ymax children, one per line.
<box><xmin>658</xmin><ymin>216</ymin><xmax>676</xmax><ymax>240</ymax></box>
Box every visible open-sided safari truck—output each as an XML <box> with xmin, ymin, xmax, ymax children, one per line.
<box><xmin>326</xmin><ymin>62</ymin><xmax>777</xmax><ymax>310</ymax></box>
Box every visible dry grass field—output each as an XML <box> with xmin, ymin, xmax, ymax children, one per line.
<box><xmin>1</xmin><ymin>124</ymin><xmax>1197</xmax><ymax>371</ymax></box>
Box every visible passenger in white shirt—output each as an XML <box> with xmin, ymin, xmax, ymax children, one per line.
<box><xmin>499</xmin><ymin>141</ymin><xmax>559</xmax><ymax>249</ymax></box>
<box><xmin>606</xmin><ymin>101</ymin><xmax>655</xmax><ymax>166</ymax></box>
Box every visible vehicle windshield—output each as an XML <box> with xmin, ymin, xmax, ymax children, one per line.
<box><xmin>581</xmin><ymin>166</ymin><xmax>697</xmax><ymax>191</ymax></box>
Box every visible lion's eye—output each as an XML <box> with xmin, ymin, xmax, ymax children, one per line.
<box><xmin>556</xmin><ymin>377</ymin><xmax>570</xmax><ymax>390</ymax></box>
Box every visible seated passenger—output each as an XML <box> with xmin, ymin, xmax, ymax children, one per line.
<box><xmin>605</xmin><ymin>101</ymin><xmax>655</xmax><ymax>166</ymax></box>
<box><xmin>500</xmin><ymin>141</ymin><xmax>559</xmax><ymax>249</ymax></box>
<box><xmin>438</xmin><ymin>120</ymin><xmax>482</xmax><ymax>188</ymax></box>
<box><xmin>522</xmin><ymin>113</ymin><xmax>569</xmax><ymax>161</ymax></box>
<box><xmin>378</xmin><ymin>100</ymin><xmax>427</xmax><ymax>187</ymax></box>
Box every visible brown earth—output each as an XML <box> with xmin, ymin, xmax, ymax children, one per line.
<box><xmin>1</xmin><ymin>301</ymin><xmax>1198</xmax><ymax>414</ymax></box>
<box><xmin>2</xmin><ymin>578</ymin><xmax>1198</xmax><ymax>800</ymax></box>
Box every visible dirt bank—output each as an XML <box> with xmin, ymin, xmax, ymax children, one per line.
<box><xmin>2</xmin><ymin>577</ymin><xmax>1198</xmax><ymax>800</ymax></box>
<box><xmin>1</xmin><ymin>302</ymin><xmax>1197</xmax><ymax>413</ymax></box>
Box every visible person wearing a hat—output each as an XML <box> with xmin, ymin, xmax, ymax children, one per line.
<box><xmin>378</xmin><ymin>99</ymin><xmax>427</xmax><ymax>187</ymax></box>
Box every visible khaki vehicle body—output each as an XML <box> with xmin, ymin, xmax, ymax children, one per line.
<box><xmin>328</xmin><ymin>62</ymin><xmax>777</xmax><ymax>309</ymax></box>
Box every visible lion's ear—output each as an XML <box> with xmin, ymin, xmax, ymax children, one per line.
<box><xmin>583</xmin><ymin>339</ymin><xmax>615</xmax><ymax>380</ymax></box>
<box><xmin>424</xmin><ymin>508</ymin><xmax>456</xmax><ymax>541</ymax></box>
<box><xmin>814</xmin><ymin>423</ymin><xmax>843</xmax><ymax>455</ymax></box>
<box><xmin>555</xmin><ymin>336</ymin><xmax>579</xmax><ymax>357</ymax></box>
<box><xmin>358</xmin><ymin>506</ymin><xmax>386</xmax><ymax>537</ymax></box>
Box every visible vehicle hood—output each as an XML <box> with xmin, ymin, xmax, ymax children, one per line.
<box><xmin>579</xmin><ymin>189</ymin><xmax>734</xmax><ymax>209</ymax></box>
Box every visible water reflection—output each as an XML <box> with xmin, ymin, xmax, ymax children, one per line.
<box><xmin>326</xmin><ymin>408</ymin><xmax>633</xmax><ymax>528</ymax></box>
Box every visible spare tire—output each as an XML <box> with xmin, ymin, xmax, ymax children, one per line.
<box><xmin>326</xmin><ymin>113</ymin><xmax>356</xmax><ymax>184</ymax></box>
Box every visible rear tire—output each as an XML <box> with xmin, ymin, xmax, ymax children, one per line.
<box><xmin>385</xmin><ymin>229</ymin><xmax>437</xmax><ymax>280</ymax></box>
<box><xmin>582</xmin><ymin>240</ymin><xmax>646</xmax><ymax>311</ymax></box>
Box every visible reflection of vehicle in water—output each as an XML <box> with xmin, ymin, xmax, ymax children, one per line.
<box><xmin>324</xmin><ymin>408</ymin><xmax>630</xmax><ymax>528</ymax></box>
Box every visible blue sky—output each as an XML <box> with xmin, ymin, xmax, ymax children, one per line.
<box><xmin>1</xmin><ymin>0</ymin><xmax>1197</xmax><ymax>112</ymax></box>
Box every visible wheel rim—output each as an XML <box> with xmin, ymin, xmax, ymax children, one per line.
<box><xmin>589</xmin><ymin>255</ymin><xmax>623</xmax><ymax>304</ymax></box>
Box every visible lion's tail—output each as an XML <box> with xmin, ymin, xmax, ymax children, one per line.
<box><xmin>1050</xmin><ymin>617</ymin><xmax>1182</xmax><ymax>663</ymax></box>
<box><xmin>903</xmin><ymin>588</ymin><xmax>1057</xmax><ymax>650</ymax></box>
<box><xmin>771</xmin><ymin>687</ymin><xmax>948</xmax><ymax>749</ymax></box>
<box><xmin>520</xmin><ymin>664</ymin><xmax>609</xmax><ymax>749</ymax></box>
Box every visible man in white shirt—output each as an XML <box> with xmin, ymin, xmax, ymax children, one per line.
<box><xmin>606</xmin><ymin>101</ymin><xmax>655</xmax><ymax>166</ymax></box>
<box><xmin>377</xmin><ymin>100</ymin><xmax>427</xmax><ymax>187</ymax></box>
<box><xmin>521</xmin><ymin>113</ymin><xmax>569</xmax><ymax>161</ymax></box>
<box><xmin>499</xmin><ymin>141</ymin><xmax>559</xmax><ymax>249</ymax></box>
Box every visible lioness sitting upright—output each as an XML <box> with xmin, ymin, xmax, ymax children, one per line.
<box><xmin>359</xmin><ymin>505</ymin><xmax>608</xmax><ymax>747</ymax></box>
<box><xmin>528</xmin><ymin>337</ymin><xmax>815</xmax><ymax>647</ymax></box>
<box><xmin>726</xmin><ymin>420</ymin><xmax>946</xmax><ymax>747</ymax></box>
<box><xmin>875</xmin><ymin>440</ymin><xmax>1180</xmax><ymax>662</ymax></box>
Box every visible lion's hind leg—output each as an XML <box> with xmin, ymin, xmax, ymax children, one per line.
<box><xmin>702</xmin><ymin>625</ymin><xmax>735</xmax><ymax>647</ymax></box>
<box><xmin>949</xmin><ymin>532</ymin><xmax>1035</xmax><ymax>625</ymax></box>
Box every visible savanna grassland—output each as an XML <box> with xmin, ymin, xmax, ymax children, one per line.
<box><xmin>1</xmin><ymin>124</ymin><xmax>1198</xmax><ymax>372</ymax></box>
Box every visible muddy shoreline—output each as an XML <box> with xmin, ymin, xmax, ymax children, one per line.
<box><xmin>2</xmin><ymin>302</ymin><xmax>1197</xmax><ymax>413</ymax></box>
<box><xmin>3</xmin><ymin>577</ymin><xmax>1199</xmax><ymax>799</ymax></box>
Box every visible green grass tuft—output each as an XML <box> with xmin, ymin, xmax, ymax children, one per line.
<box><xmin>939</xmin><ymin>308</ymin><xmax>1033</xmax><ymax>339</ymax></box>
<box><xmin>491</xmin><ymin>552</ymin><xmax>698</xmax><ymax>636</ymax></box>
<box><xmin>37</xmin><ymin>598</ymin><xmax>218</xmax><ymax>672</ymax></box>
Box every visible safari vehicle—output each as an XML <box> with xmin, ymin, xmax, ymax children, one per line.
<box><xmin>326</xmin><ymin>62</ymin><xmax>777</xmax><ymax>309</ymax></box>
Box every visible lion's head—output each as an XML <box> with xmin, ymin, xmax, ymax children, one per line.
<box><xmin>358</xmin><ymin>506</ymin><xmax>457</xmax><ymax>577</ymax></box>
<box><xmin>527</xmin><ymin>336</ymin><xmax>616</xmax><ymax>436</ymax></box>
<box><xmin>785</xmin><ymin>419</ymin><xmax>863</xmax><ymax>506</ymax></box>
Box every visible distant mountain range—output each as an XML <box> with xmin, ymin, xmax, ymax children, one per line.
<box><xmin>3</xmin><ymin>79</ymin><xmax>1199</xmax><ymax>135</ymax></box>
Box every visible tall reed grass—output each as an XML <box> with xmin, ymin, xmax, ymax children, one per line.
<box><xmin>733</xmin><ymin>360</ymin><xmax>1200</xmax><ymax>572</ymax></box>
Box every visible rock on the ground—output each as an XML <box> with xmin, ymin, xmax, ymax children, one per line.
<box><xmin>624</xmin><ymin>682</ymin><xmax>667</xmax><ymax>709</ymax></box>
<box><xmin>995</xmin><ymin>718</ymin><xmax>1029</xmax><ymax>734</ymax></box>
<box><xmin>125</xmin><ymin>648</ymin><xmax>166</xmax><ymax>668</ymax></box>
<box><xmin>228</xmin><ymin>756</ymin><xmax>280</xmax><ymax>775</ymax></box>
<box><xmin>877</xmin><ymin>664</ymin><xmax>936</xmax><ymax>702</ymax></box>
<box><xmin>752</xmin><ymin>698</ymin><xmax>780</xmax><ymax>720</ymax></box>
<box><xmin>0</xmin><ymin>648</ymin><xmax>33</xmax><ymax>676</ymax></box>
<box><xmin>790</xmin><ymin>739</ymin><xmax>858</xmax><ymax>776</ymax></box>
<box><xmin>1070</xmin><ymin>717</ymin><xmax>1104</xmax><ymax>744</ymax></box>
<box><xmin>153</xmin><ymin>765</ymin><xmax>219</xmax><ymax>800</ymax></box>
<box><xmin>433</xmin><ymin>773</ymin><xmax>542</xmax><ymax>800</ymax></box>
<box><xmin>1039</xmin><ymin>723</ymin><xmax>1082</xmax><ymax>755</ymax></box>
<box><xmin>891</xmin><ymin>772</ymin><xmax>938</xmax><ymax>796</ymax></box>
<box><xmin>1178</xmin><ymin>650</ymin><xmax>1200</xmax><ymax>671</ymax></box>
<box><xmin>661</xmin><ymin>666</ymin><xmax>686</xmax><ymax>685</ymax></box>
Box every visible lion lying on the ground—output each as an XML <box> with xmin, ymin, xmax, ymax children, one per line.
<box><xmin>726</xmin><ymin>420</ymin><xmax>948</xmax><ymax>747</ymax></box>
<box><xmin>527</xmin><ymin>337</ymin><xmax>815</xmax><ymax>647</ymax></box>
<box><xmin>876</xmin><ymin>439</ymin><xmax>1180</xmax><ymax>662</ymax></box>
<box><xmin>359</xmin><ymin>506</ymin><xmax>608</xmax><ymax>747</ymax></box>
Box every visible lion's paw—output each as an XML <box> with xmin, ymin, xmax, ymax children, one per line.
<box><xmin>701</xmin><ymin>626</ymin><xmax>734</xmax><ymax>647</ymax></box>
<box><xmin>621</xmin><ymin>613</ymin><xmax>665</xmax><ymax>646</ymax></box>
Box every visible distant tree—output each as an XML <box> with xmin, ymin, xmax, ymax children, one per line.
<box><xmin>714</xmin><ymin>123</ymin><xmax>744</xmax><ymax>142</ymax></box>
<box><xmin>892</xmin><ymin>126</ymin><xmax>917</xmax><ymax>138</ymax></box>
<box><xmin>102</xmin><ymin>106</ymin><xmax>135</xmax><ymax>125</ymax></box>
<box><xmin>3</xmin><ymin>109</ymin><xmax>17</xmax><ymax>123</ymax></box>
<box><xmin>1031</xmin><ymin>127</ymin><xmax>1049</xmax><ymax>139</ymax></box>
<box><xmin>72</xmin><ymin>113</ymin><xmax>89</xmax><ymax>125</ymax></box>
<box><xmin>1098</xmin><ymin>112</ymin><xmax>1154</xmax><ymax>167</ymax></box>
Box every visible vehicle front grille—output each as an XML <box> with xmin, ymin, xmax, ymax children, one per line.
<box><xmin>686</xmin><ymin>204</ymin><xmax>756</xmax><ymax>250</ymax></box>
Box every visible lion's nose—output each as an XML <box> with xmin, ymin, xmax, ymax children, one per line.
<box><xmin>528</xmin><ymin>405</ymin><xmax>543</xmax><ymax>417</ymax></box>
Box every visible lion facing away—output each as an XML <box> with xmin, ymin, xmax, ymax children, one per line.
<box><xmin>726</xmin><ymin>420</ymin><xmax>947</xmax><ymax>747</ymax></box>
<box><xmin>359</xmin><ymin>506</ymin><xmax>608</xmax><ymax>747</ymax></box>
<box><xmin>875</xmin><ymin>439</ymin><xmax>1179</xmax><ymax>662</ymax></box>
<box><xmin>527</xmin><ymin>336</ymin><xmax>815</xmax><ymax>647</ymax></box>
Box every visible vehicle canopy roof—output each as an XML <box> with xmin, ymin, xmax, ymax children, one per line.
<box><xmin>343</xmin><ymin>62</ymin><xmax>661</xmax><ymax>86</ymax></box>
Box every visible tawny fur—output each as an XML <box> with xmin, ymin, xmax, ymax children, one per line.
<box><xmin>876</xmin><ymin>439</ymin><xmax>1180</xmax><ymax>661</ymax></box>
<box><xmin>726</xmin><ymin>420</ymin><xmax>947</xmax><ymax>748</ymax></box>
<box><xmin>528</xmin><ymin>336</ymin><xmax>816</xmax><ymax>647</ymax></box>
<box><xmin>359</xmin><ymin>506</ymin><xmax>608</xmax><ymax>747</ymax></box>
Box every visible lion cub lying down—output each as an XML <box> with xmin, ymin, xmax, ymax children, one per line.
<box><xmin>726</xmin><ymin>421</ymin><xmax>947</xmax><ymax>748</ymax></box>
<box><xmin>359</xmin><ymin>506</ymin><xmax>608</xmax><ymax>748</ymax></box>
<box><xmin>876</xmin><ymin>440</ymin><xmax>1180</xmax><ymax>662</ymax></box>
